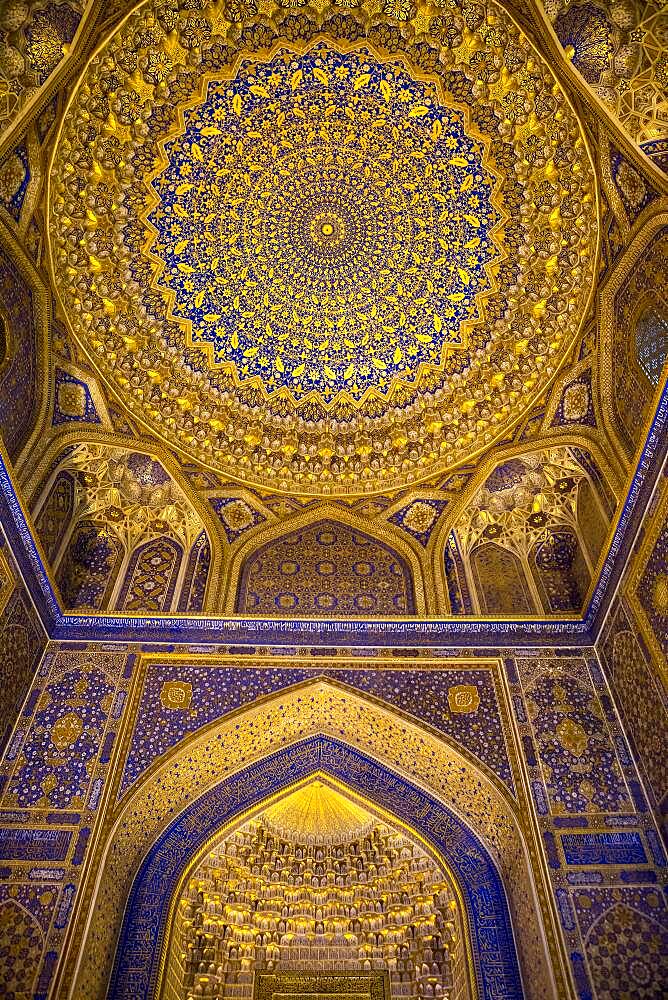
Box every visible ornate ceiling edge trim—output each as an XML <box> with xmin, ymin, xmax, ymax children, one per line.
<box><xmin>0</xmin><ymin>0</ymin><xmax>106</xmax><ymax>162</ymax></box>
<box><xmin>1</xmin><ymin>372</ymin><xmax>667</xmax><ymax>645</ymax></box>
<box><xmin>527</xmin><ymin>0</ymin><xmax>668</xmax><ymax>194</ymax></box>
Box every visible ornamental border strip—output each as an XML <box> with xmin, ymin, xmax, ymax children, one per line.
<box><xmin>0</xmin><ymin>381</ymin><xmax>666</xmax><ymax>647</ymax></box>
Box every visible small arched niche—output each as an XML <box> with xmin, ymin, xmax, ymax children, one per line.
<box><xmin>163</xmin><ymin>777</ymin><xmax>472</xmax><ymax>1000</ymax></box>
<box><xmin>635</xmin><ymin>307</ymin><xmax>668</xmax><ymax>387</ymax></box>
<box><xmin>530</xmin><ymin>528</ymin><xmax>590</xmax><ymax>614</ymax></box>
<box><xmin>30</xmin><ymin>442</ymin><xmax>215</xmax><ymax>613</ymax></box>
<box><xmin>470</xmin><ymin>542</ymin><xmax>536</xmax><ymax>615</ymax></box>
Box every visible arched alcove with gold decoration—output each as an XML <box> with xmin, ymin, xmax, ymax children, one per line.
<box><xmin>63</xmin><ymin>680</ymin><xmax>566</xmax><ymax>1000</ymax></box>
<box><xmin>161</xmin><ymin>777</ymin><xmax>473</xmax><ymax>1000</ymax></box>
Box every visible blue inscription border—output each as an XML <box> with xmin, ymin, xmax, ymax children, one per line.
<box><xmin>1</xmin><ymin>381</ymin><xmax>666</xmax><ymax>647</ymax></box>
<box><xmin>109</xmin><ymin>738</ymin><xmax>524</xmax><ymax>1000</ymax></box>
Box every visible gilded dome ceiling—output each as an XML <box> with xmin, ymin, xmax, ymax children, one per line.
<box><xmin>48</xmin><ymin>0</ymin><xmax>598</xmax><ymax>497</ymax></box>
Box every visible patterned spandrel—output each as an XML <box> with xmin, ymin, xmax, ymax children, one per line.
<box><xmin>119</xmin><ymin>663</ymin><xmax>514</xmax><ymax>796</ymax></box>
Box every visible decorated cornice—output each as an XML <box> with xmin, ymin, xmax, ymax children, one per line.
<box><xmin>0</xmin><ymin>376</ymin><xmax>665</xmax><ymax>645</ymax></box>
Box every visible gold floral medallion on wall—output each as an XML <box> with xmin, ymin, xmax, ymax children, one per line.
<box><xmin>49</xmin><ymin>0</ymin><xmax>598</xmax><ymax>496</ymax></box>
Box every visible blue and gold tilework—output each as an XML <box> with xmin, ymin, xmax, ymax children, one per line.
<box><xmin>2</xmin><ymin>651</ymin><xmax>126</xmax><ymax>811</ymax></box>
<box><xmin>236</xmin><ymin>520</ymin><xmax>415</xmax><ymax>615</ymax></box>
<box><xmin>572</xmin><ymin>887</ymin><xmax>667</xmax><ymax>1000</ymax></box>
<box><xmin>52</xmin><ymin>369</ymin><xmax>100</xmax><ymax>426</ymax></box>
<box><xmin>611</xmin><ymin>148</ymin><xmax>660</xmax><ymax>224</ymax></box>
<box><xmin>111</xmin><ymin>737</ymin><xmax>524</xmax><ymax>1000</ymax></box>
<box><xmin>634</xmin><ymin>472</ymin><xmax>668</xmax><ymax>662</ymax></box>
<box><xmin>388</xmin><ymin>498</ymin><xmax>449</xmax><ymax>546</ymax></box>
<box><xmin>0</xmin><ymin>528</ymin><xmax>45</xmax><ymax>754</ymax></box>
<box><xmin>550</xmin><ymin>370</ymin><xmax>596</xmax><ymax>428</ymax></box>
<box><xmin>0</xmin><ymin>882</ymin><xmax>57</xmax><ymax>998</ymax></box>
<box><xmin>550</xmin><ymin>2</ymin><xmax>668</xmax><ymax>160</ymax></box>
<box><xmin>519</xmin><ymin>658</ymin><xmax>630</xmax><ymax>814</ymax></box>
<box><xmin>148</xmin><ymin>44</ymin><xmax>502</xmax><ymax>404</ymax></box>
<box><xmin>0</xmin><ymin>1</ymin><xmax>84</xmax><ymax>133</ymax></box>
<box><xmin>0</xmin><ymin>142</ymin><xmax>30</xmax><ymax>222</ymax></box>
<box><xmin>0</xmin><ymin>243</ymin><xmax>38</xmax><ymax>461</ymax></box>
<box><xmin>119</xmin><ymin>660</ymin><xmax>513</xmax><ymax>795</ymax></box>
<box><xmin>599</xmin><ymin>601</ymin><xmax>667</xmax><ymax>815</ymax></box>
<box><xmin>210</xmin><ymin>495</ymin><xmax>266</xmax><ymax>543</ymax></box>
<box><xmin>49</xmin><ymin>1</ymin><xmax>598</xmax><ymax>496</ymax></box>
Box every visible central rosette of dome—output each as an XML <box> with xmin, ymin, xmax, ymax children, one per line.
<box><xmin>147</xmin><ymin>43</ymin><xmax>503</xmax><ymax>404</ymax></box>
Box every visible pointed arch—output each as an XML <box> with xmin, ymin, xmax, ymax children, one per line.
<box><xmin>224</xmin><ymin>505</ymin><xmax>428</xmax><ymax>615</ymax></box>
<box><xmin>430</xmin><ymin>438</ymin><xmax>620</xmax><ymax>615</ymax></box>
<box><xmin>18</xmin><ymin>431</ymin><xmax>226</xmax><ymax>614</ymax></box>
<box><xmin>33</xmin><ymin>468</ymin><xmax>75</xmax><ymax>564</ymax></box>
<box><xmin>113</xmin><ymin>745</ymin><xmax>519</xmax><ymax>1000</ymax></box>
<box><xmin>177</xmin><ymin>530</ymin><xmax>211</xmax><ymax>612</ymax></box>
<box><xmin>583</xmin><ymin>901</ymin><xmax>668</xmax><ymax>999</ymax></box>
<box><xmin>63</xmin><ymin>681</ymin><xmax>568</xmax><ymax>1000</ymax></box>
<box><xmin>529</xmin><ymin>528</ymin><xmax>590</xmax><ymax>613</ymax></box>
<box><xmin>116</xmin><ymin>535</ymin><xmax>183</xmax><ymax>613</ymax></box>
<box><xmin>471</xmin><ymin>543</ymin><xmax>537</xmax><ymax>616</ymax></box>
<box><xmin>0</xmin><ymin>897</ymin><xmax>44</xmax><ymax>996</ymax></box>
<box><xmin>55</xmin><ymin>519</ymin><xmax>123</xmax><ymax>611</ymax></box>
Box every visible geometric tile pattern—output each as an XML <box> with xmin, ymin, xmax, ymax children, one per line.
<box><xmin>0</xmin><ymin>898</ymin><xmax>42</xmax><ymax>997</ymax></box>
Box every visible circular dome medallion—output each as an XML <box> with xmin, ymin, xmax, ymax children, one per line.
<box><xmin>147</xmin><ymin>43</ymin><xmax>504</xmax><ymax>404</ymax></box>
<box><xmin>49</xmin><ymin>1</ymin><xmax>598</xmax><ymax>496</ymax></box>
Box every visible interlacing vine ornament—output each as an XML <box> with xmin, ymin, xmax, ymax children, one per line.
<box><xmin>49</xmin><ymin>0</ymin><xmax>598</xmax><ymax>496</ymax></box>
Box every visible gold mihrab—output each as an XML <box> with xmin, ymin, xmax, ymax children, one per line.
<box><xmin>49</xmin><ymin>1</ymin><xmax>598</xmax><ymax>496</ymax></box>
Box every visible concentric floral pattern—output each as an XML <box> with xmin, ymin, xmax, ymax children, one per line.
<box><xmin>148</xmin><ymin>45</ymin><xmax>503</xmax><ymax>402</ymax></box>
<box><xmin>49</xmin><ymin>0</ymin><xmax>598</xmax><ymax>496</ymax></box>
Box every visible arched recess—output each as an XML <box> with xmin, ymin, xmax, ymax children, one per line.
<box><xmin>33</xmin><ymin>468</ymin><xmax>75</xmax><ymax>564</ymax></box>
<box><xmin>23</xmin><ymin>432</ymin><xmax>225</xmax><ymax>614</ymax></box>
<box><xmin>177</xmin><ymin>531</ymin><xmax>211</xmax><ymax>612</ymax></box>
<box><xmin>470</xmin><ymin>543</ymin><xmax>537</xmax><ymax>616</ymax></box>
<box><xmin>115</xmin><ymin>535</ymin><xmax>184</xmax><ymax>613</ymax></box>
<box><xmin>430</xmin><ymin>440</ymin><xmax>621</xmax><ymax>616</ymax></box>
<box><xmin>162</xmin><ymin>775</ymin><xmax>471</xmax><ymax>999</ymax></box>
<box><xmin>112</xmin><ymin>748</ymin><xmax>517</xmax><ymax>1000</ymax></box>
<box><xmin>529</xmin><ymin>528</ymin><xmax>590</xmax><ymax>614</ymax></box>
<box><xmin>55</xmin><ymin>518</ymin><xmax>124</xmax><ymax>611</ymax></box>
<box><xmin>0</xmin><ymin>897</ymin><xmax>44</xmax><ymax>995</ymax></box>
<box><xmin>64</xmin><ymin>682</ymin><xmax>568</xmax><ymax>1000</ymax></box>
<box><xmin>599</xmin><ymin>212</ymin><xmax>668</xmax><ymax>468</ymax></box>
<box><xmin>575</xmin><ymin>478</ymin><xmax>609</xmax><ymax>567</ymax></box>
<box><xmin>224</xmin><ymin>506</ymin><xmax>428</xmax><ymax>615</ymax></box>
<box><xmin>582</xmin><ymin>902</ymin><xmax>667</xmax><ymax>999</ymax></box>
